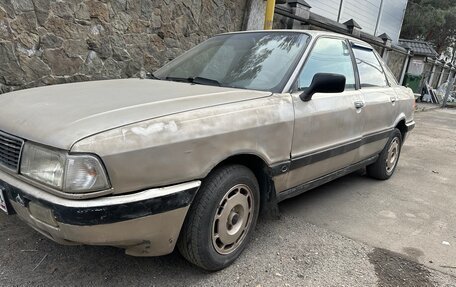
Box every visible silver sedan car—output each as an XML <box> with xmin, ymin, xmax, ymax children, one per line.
<box><xmin>0</xmin><ymin>30</ymin><xmax>415</xmax><ymax>270</ymax></box>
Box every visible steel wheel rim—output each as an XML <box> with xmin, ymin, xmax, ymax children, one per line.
<box><xmin>212</xmin><ymin>184</ymin><xmax>254</xmax><ymax>255</ymax></box>
<box><xmin>386</xmin><ymin>137</ymin><xmax>400</xmax><ymax>174</ymax></box>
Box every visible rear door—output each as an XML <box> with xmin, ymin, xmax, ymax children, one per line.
<box><xmin>351</xmin><ymin>43</ymin><xmax>395</xmax><ymax>161</ymax></box>
<box><xmin>379</xmin><ymin>55</ymin><xmax>401</xmax><ymax>120</ymax></box>
<box><xmin>286</xmin><ymin>37</ymin><xmax>364</xmax><ymax>189</ymax></box>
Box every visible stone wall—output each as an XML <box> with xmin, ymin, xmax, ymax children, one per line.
<box><xmin>244</xmin><ymin>0</ymin><xmax>266</xmax><ymax>30</ymax></box>
<box><xmin>386</xmin><ymin>50</ymin><xmax>406</xmax><ymax>81</ymax></box>
<box><xmin>0</xmin><ymin>0</ymin><xmax>248</xmax><ymax>93</ymax></box>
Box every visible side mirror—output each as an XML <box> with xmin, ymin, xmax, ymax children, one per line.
<box><xmin>299</xmin><ymin>73</ymin><xmax>346</xmax><ymax>102</ymax></box>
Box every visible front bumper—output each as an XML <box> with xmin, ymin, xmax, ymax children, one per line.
<box><xmin>0</xmin><ymin>169</ymin><xmax>200</xmax><ymax>256</ymax></box>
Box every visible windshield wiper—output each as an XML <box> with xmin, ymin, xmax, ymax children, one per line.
<box><xmin>164</xmin><ymin>76</ymin><xmax>221</xmax><ymax>87</ymax></box>
<box><xmin>192</xmin><ymin>77</ymin><xmax>221</xmax><ymax>87</ymax></box>
<box><xmin>147</xmin><ymin>73</ymin><xmax>161</xmax><ymax>80</ymax></box>
<box><xmin>165</xmin><ymin>76</ymin><xmax>192</xmax><ymax>83</ymax></box>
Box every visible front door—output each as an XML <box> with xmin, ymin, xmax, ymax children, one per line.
<box><xmin>286</xmin><ymin>37</ymin><xmax>363</xmax><ymax>189</ymax></box>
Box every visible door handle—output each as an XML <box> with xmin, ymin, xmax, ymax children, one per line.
<box><xmin>354</xmin><ymin>101</ymin><xmax>365</xmax><ymax>109</ymax></box>
<box><xmin>390</xmin><ymin>96</ymin><xmax>397</xmax><ymax>103</ymax></box>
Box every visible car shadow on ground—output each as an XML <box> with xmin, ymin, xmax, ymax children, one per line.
<box><xmin>277</xmin><ymin>171</ymin><xmax>374</xmax><ymax>214</ymax></box>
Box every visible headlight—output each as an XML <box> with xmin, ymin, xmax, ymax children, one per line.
<box><xmin>20</xmin><ymin>143</ymin><xmax>110</xmax><ymax>193</ymax></box>
<box><xmin>20</xmin><ymin>143</ymin><xmax>66</xmax><ymax>188</ymax></box>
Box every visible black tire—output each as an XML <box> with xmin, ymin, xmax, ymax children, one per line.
<box><xmin>367</xmin><ymin>128</ymin><xmax>402</xmax><ymax>180</ymax></box>
<box><xmin>177</xmin><ymin>164</ymin><xmax>260</xmax><ymax>271</ymax></box>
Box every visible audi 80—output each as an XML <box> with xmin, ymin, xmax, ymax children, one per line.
<box><xmin>0</xmin><ymin>30</ymin><xmax>415</xmax><ymax>270</ymax></box>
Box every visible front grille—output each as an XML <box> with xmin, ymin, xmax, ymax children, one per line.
<box><xmin>0</xmin><ymin>131</ymin><xmax>24</xmax><ymax>172</ymax></box>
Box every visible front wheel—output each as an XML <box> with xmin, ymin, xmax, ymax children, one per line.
<box><xmin>367</xmin><ymin>129</ymin><xmax>403</xmax><ymax>180</ymax></box>
<box><xmin>177</xmin><ymin>165</ymin><xmax>260</xmax><ymax>271</ymax></box>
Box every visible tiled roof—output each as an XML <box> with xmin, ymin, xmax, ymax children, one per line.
<box><xmin>399</xmin><ymin>39</ymin><xmax>439</xmax><ymax>58</ymax></box>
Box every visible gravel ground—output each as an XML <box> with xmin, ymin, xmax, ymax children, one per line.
<box><xmin>1</xmin><ymin>212</ymin><xmax>456</xmax><ymax>286</ymax></box>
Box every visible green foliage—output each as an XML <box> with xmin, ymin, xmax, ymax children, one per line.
<box><xmin>401</xmin><ymin>0</ymin><xmax>456</xmax><ymax>53</ymax></box>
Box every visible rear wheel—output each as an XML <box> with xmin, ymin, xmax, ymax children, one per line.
<box><xmin>367</xmin><ymin>128</ymin><xmax>402</xmax><ymax>180</ymax></box>
<box><xmin>177</xmin><ymin>165</ymin><xmax>260</xmax><ymax>271</ymax></box>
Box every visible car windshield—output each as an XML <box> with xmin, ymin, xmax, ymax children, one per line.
<box><xmin>154</xmin><ymin>32</ymin><xmax>310</xmax><ymax>92</ymax></box>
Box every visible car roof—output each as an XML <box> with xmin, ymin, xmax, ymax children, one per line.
<box><xmin>219</xmin><ymin>29</ymin><xmax>372</xmax><ymax>48</ymax></box>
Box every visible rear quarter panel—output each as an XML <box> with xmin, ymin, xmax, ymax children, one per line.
<box><xmin>393</xmin><ymin>86</ymin><xmax>415</xmax><ymax>125</ymax></box>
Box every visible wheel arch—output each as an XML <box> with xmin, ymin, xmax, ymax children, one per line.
<box><xmin>394</xmin><ymin>117</ymin><xmax>407</xmax><ymax>141</ymax></box>
<box><xmin>205</xmin><ymin>153</ymin><xmax>278</xmax><ymax>216</ymax></box>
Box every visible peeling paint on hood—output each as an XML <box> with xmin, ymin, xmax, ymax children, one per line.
<box><xmin>0</xmin><ymin>79</ymin><xmax>271</xmax><ymax>150</ymax></box>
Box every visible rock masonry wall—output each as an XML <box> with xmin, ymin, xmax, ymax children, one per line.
<box><xmin>0</xmin><ymin>0</ymin><xmax>248</xmax><ymax>93</ymax></box>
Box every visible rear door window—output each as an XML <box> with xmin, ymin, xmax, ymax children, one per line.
<box><xmin>352</xmin><ymin>45</ymin><xmax>388</xmax><ymax>88</ymax></box>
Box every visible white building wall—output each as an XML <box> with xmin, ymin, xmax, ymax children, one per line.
<box><xmin>338</xmin><ymin>0</ymin><xmax>381</xmax><ymax>35</ymax></box>
<box><xmin>305</xmin><ymin>0</ymin><xmax>340</xmax><ymax>21</ymax></box>
<box><xmin>304</xmin><ymin>0</ymin><xmax>408</xmax><ymax>43</ymax></box>
<box><xmin>376</xmin><ymin>0</ymin><xmax>408</xmax><ymax>43</ymax></box>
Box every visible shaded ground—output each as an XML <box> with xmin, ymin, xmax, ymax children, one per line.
<box><xmin>1</xmin><ymin>109</ymin><xmax>455</xmax><ymax>286</ymax></box>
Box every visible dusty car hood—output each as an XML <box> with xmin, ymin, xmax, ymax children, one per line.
<box><xmin>0</xmin><ymin>79</ymin><xmax>271</xmax><ymax>150</ymax></box>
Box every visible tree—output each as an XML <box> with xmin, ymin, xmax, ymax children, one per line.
<box><xmin>401</xmin><ymin>0</ymin><xmax>456</xmax><ymax>54</ymax></box>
